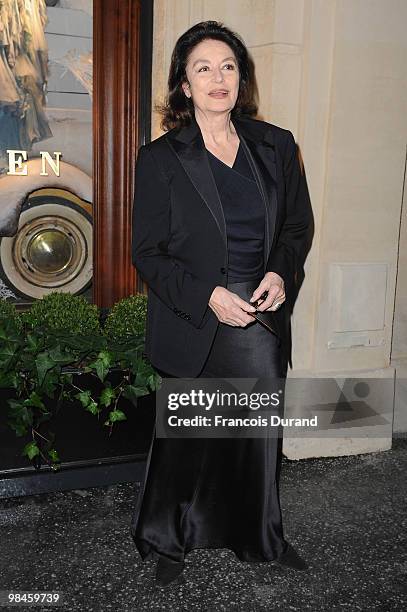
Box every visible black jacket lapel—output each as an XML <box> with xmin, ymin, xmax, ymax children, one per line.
<box><xmin>233</xmin><ymin>117</ymin><xmax>279</xmax><ymax>263</ymax></box>
<box><xmin>166</xmin><ymin>121</ymin><xmax>227</xmax><ymax>246</ymax></box>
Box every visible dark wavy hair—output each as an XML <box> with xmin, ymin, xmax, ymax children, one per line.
<box><xmin>156</xmin><ymin>21</ymin><xmax>258</xmax><ymax>131</ymax></box>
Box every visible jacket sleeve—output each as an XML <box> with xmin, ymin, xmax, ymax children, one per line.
<box><xmin>265</xmin><ymin>130</ymin><xmax>313</xmax><ymax>310</ymax></box>
<box><xmin>132</xmin><ymin>144</ymin><xmax>216</xmax><ymax>329</ymax></box>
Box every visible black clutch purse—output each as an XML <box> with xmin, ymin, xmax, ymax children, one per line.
<box><xmin>250</xmin><ymin>291</ymin><xmax>281</xmax><ymax>337</ymax></box>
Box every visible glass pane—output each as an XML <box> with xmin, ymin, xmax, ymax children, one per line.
<box><xmin>0</xmin><ymin>0</ymin><xmax>93</xmax><ymax>305</ymax></box>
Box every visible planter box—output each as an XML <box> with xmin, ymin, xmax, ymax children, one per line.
<box><xmin>0</xmin><ymin>369</ymin><xmax>156</xmax><ymax>476</ymax></box>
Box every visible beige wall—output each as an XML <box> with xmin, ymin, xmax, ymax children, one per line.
<box><xmin>151</xmin><ymin>0</ymin><xmax>407</xmax><ymax>452</ymax></box>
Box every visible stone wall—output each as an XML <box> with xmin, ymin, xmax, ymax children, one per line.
<box><xmin>150</xmin><ymin>0</ymin><xmax>407</xmax><ymax>455</ymax></box>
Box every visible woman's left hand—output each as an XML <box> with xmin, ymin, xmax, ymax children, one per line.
<box><xmin>249</xmin><ymin>272</ymin><xmax>286</xmax><ymax>312</ymax></box>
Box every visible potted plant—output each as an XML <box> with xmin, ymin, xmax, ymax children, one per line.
<box><xmin>0</xmin><ymin>292</ymin><xmax>161</xmax><ymax>473</ymax></box>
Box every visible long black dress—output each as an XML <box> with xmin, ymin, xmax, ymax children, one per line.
<box><xmin>130</xmin><ymin>141</ymin><xmax>289</xmax><ymax>563</ymax></box>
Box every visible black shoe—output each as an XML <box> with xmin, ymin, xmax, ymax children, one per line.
<box><xmin>274</xmin><ymin>542</ymin><xmax>308</xmax><ymax>571</ymax></box>
<box><xmin>155</xmin><ymin>555</ymin><xmax>185</xmax><ymax>586</ymax></box>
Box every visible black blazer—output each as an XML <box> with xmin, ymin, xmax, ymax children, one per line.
<box><xmin>132</xmin><ymin>114</ymin><xmax>313</xmax><ymax>377</ymax></box>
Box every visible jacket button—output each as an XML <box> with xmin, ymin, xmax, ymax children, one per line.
<box><xmin>220</xmin><ymin>267</ymin><xmax>226</xmax><ymax>274</ymax></box>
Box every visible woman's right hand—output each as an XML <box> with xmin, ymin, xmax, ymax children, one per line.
<box><xmin>208</xmin><ymin>286</ymin><xmax>257</xmax><ymax>327</ymax></box>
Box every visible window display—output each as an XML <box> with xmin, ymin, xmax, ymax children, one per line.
<box><xmin>0</xmin><ymin>0</ymin><xmax>93</xmax><ymax>302</ymax></box>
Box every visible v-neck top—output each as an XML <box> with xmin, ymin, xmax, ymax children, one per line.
<box><xmin>207</xmin><ymin>142</ymin><xmax>265</xmax><ymax>282</ymax></box>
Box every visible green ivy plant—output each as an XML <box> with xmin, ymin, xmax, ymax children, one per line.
<box><xmin>0</xmin><ymin>292</ymin><xmax>161</xmax><ymax>471</ymax></box>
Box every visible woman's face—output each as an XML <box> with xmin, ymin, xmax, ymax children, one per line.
<box><xmin>182</xmin><ymin>38</ymin><xmax>239</xmax><ymax>118</ymax></box>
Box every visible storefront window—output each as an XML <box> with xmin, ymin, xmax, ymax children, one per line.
<box><xmin>0</xmin><ymin>0</ymin><xmax>93</xmax><ymax>304</ymax></box>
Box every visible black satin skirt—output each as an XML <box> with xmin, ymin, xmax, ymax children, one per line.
<box><xmin>130</xmin><ymin>278</ymin><xmax>289</xmax><ymax>563</ymax></box>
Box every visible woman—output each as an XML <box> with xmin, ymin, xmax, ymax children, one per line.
<box><xmin>131</xmin><ymin>21</ymin><xmax>313</xmax><ymax>586</ymax></box>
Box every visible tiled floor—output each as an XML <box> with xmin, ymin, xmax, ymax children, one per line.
<box><xmin>1</xmin><ymin>439</ymin><xmax>406</xmax><ymax>611</ymax></box>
